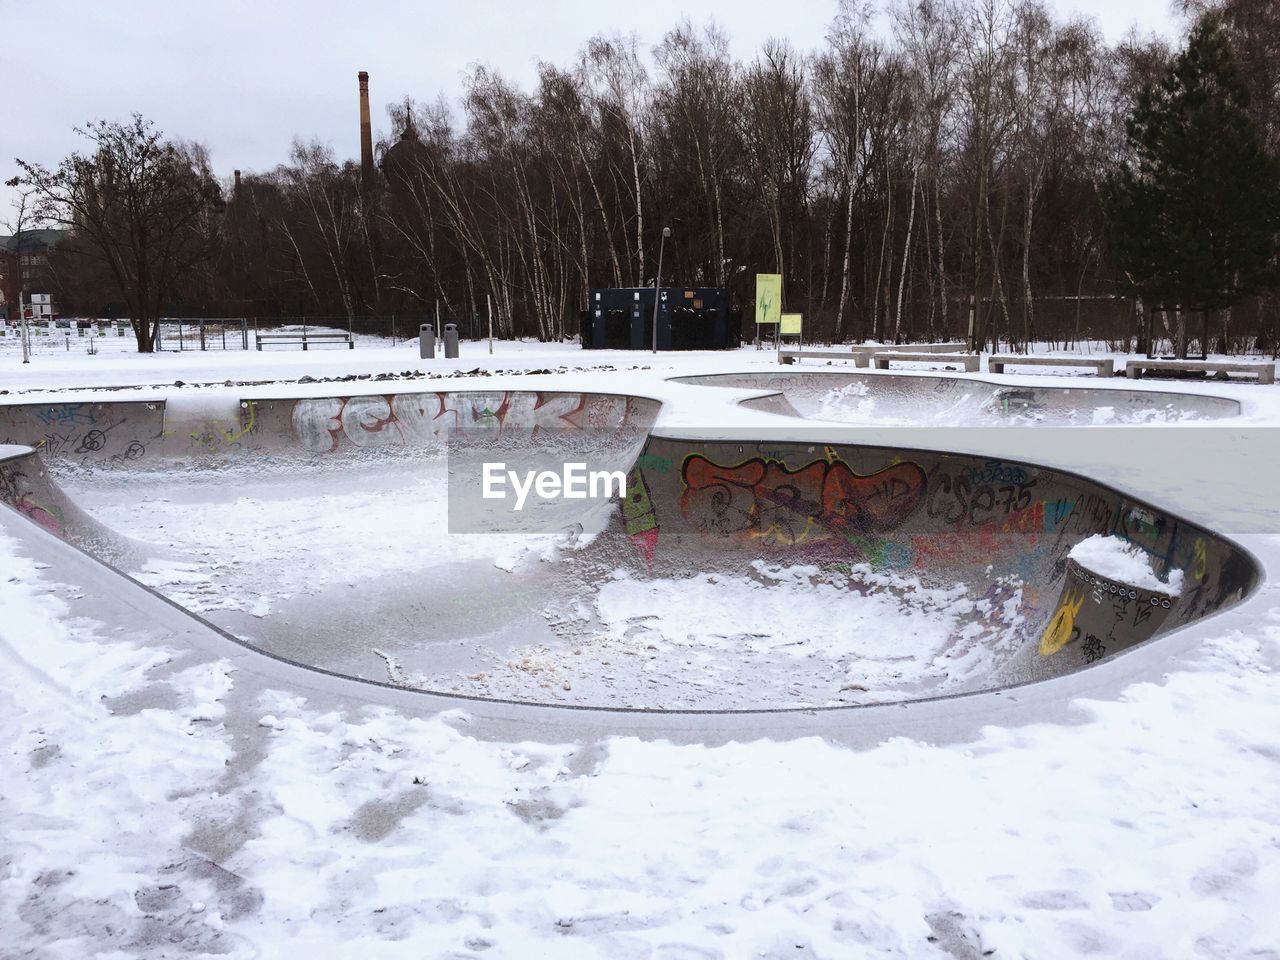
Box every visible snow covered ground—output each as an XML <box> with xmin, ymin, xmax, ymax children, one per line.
<box><xmin>3</xmin><ymin>338</ymin><xmax>1280</xmax><ymax>958</ymax></box>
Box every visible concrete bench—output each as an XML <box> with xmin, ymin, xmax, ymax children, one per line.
<box><xmin>989</xmin><ymin>355</ymin><xmax>1115</xmax><ymax>377</ymax></box>
<box><xmin>255</xmin><ymin>331</ymin><xmax>354</xmax><ymax>351</ymax></box>
<box><xmin>872</xmin><ymin>352</ymin><xmax>980</xmax><ymax>373</ymax></box>
<box><xmin>1124</xmin><ymin>358</ymin><xmax>1274</xmax><ymax>385</ymax></box>
<box><xmin>779</xmin><ymin>349</ymin><xmax>872</xmax><ymax>366</ymax></box>
<box><xmin>779</xmin><ymin>342</ymin><xmax>965</xmax><ymax>366</ymax></box>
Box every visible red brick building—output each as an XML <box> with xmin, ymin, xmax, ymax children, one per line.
<box><xmin>0</xmin><ymin>229</ymin><xmax>64</xmax><ymax>322</ymax></box>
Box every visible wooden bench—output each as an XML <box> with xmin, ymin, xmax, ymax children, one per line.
<box><xmin>779</xmin><ymin>343</ymin><xmax>966</xmax><ymax>366</ymax></box>
<box><xmin>872</xmin><ymin>351</ymin><xmax>980</xmax><ymax>373</ymax></box>
<box><xmin>255</xmin><ymin>331</ymin><xmax>354</xmax><ymax>351</ymax></box>
<box><xmin>989</xmin><ymin>355</ymin><xmax>1115</xmax><ymax>377</ymax></box>
<box><xmin>1124</xmin><ymin>358</ymin><xmax>1274</xmax><ymax>385</ymax></box>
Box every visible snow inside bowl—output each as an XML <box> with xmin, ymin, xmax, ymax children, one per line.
<box><xmin>0</xmin><ymin>391</ymin><xmax>1260</xmax><ymax>714</ymax></box>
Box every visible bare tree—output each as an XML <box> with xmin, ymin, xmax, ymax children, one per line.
<box><xmin>165</xmin><ymin>2</ymin><xmax>1276</xmax><ymax>352</ymax></box>
<box><xmin>815</xmin><ymin>1</ymin><xmax>885</xmax><ymax>337</ymax></box>
<box><xmin>14</xmin><ymin>115</ymin><xmax>221</xmax><ymax>351</ymax></box>
<box><xmin>894</xmin><ymin>0</ymin><xmax>962</xmax><ymax>339</ymax></box>
<box><xmin>653</xmin><ymin>23</ymin><xmax>741</xmax><ymax>288</ymax></box>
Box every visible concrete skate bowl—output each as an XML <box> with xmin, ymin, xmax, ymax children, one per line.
<box><xmin>672</xmin><ymin>371</ymin><xmax>1242</xmax><ymax>425</ymax></box>
<box><xmin>0</xmin><ymin>391</ymin><xmax>1259</xmax><ymax>718</ymax></box>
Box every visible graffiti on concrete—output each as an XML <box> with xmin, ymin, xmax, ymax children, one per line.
<box><xmin>925</xmin><ymin>460</ymin><xmax>1039</xmax><ymax>528</ymax></box>
<box><xmin>1081</xmin><ymin>632</ymin><xmax>1107</xmax><ymax>664</ymax></box>
<box><xmin>113</xmin><ymin>441</ymin><xmax>148</xmax><ymax>463</ymax></box>
<box><xmin>0</xmin><ymin>463</ymin><xmax>65</xmax><ymax>535</ymax></box>
<box><xmin>73</xmin><ymin>423</ymin><xmax>123</xmax><ymax>454</ymax></box>
<box><xmin>1040</xmin><ymin>560</ymin><xmax>1177</xmax><ymax>659</ymax></box>
<box><xmin>0</xmin><ymin>402</ymin><xmax>160</xmax><ymax>465</ymax></box>
<box><xmin>34</xmin><ymin>404</ymin><xmax>101</xmax><ymax>428</ymax></box>
<box><xmin>185</xmin><ymin>403</ymin><xmax>257</xmax><ymax>453</ymax></box>
<box><xmin>679</xmin><ymin>452</ymin><xmax>926</xmax><ymax>545</ymax></box>
<box><xmin>622</xmin><ymin>467</ymin><xmax>659</xmax><ymax>566</ymax></box>
<box><xmin>291</xmin><ymin>392</ymin><xmax>634</xmax><ymax>454</ymax></box>
<box><xmin>1039</xmin><ymin>585</ymin><xmax>1086</xmax><ymax>656</ymax></box>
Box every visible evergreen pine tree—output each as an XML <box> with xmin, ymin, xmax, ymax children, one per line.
<box><xmin>1102</xmin><ymin>15</ymin><xmax>1280</xmax><ymax>324</ymax></box>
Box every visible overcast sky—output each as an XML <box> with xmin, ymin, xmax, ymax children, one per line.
<box><xmin>2</xmin><ymin>0</ymin><xmax>1182</xmax><ymax>223</ymax></box>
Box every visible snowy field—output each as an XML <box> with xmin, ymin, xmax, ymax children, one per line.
<box><xmin>3</xmin><ymin>338</ymin><xmax>1280</xmax><ymax>958</ymax></box>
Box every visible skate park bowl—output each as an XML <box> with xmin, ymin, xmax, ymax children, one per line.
<box><xmin>671</xmin><ymin>370</ymin><xmax>1243</xmax><ymax>425</ymax></box>
<box><xmin>0</xmin><ymin>389</ymin><xmax>1260</xmax><ymax>724</ymax></box>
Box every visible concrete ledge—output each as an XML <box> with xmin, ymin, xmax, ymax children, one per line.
<box><xmin>990</xmin><ymin>355</ymin><xmax>1114</xmax><ymax>377</ymax></box>
<box><xmin>1125</xmin><ymin>359</ymin><xmax>1275</xmax><ymax>385</ymax></box>
<box><xmin>872</xmin><ymin>352</ymin><xmax>980</xmax><ymax>373</ymax></box>
<box><xmin>780</xmin><ymin>350</ymin><xmax>870</xmax><ymax>366</ymax></box>
<box><xmin>779</xmin><ymin>343</ymin><xmax>965</xmax><ymax>366</ymax></box>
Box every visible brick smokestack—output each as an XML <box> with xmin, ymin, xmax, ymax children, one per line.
<box><xmin>358</xmin><ymin>71</ymin><xmax>374</xmax><ymax>186</ymax></box>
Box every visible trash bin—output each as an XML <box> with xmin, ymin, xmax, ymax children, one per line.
<box><xmin>444</xmin><ymin>322</ymin><xmax>459</xmax><ymax>359</ymax></box>
<box><xmin>419</xmin><ymin>323</ymin><xmax>435</xmax><ymax>359</ymax></box>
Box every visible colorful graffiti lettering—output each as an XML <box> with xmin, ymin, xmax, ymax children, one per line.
<box><xmin>35</xmin><ymin>404</ymin><xmax>98</xmax><ymax>428</ymax></box>
<box><xmin>0</xmin><ymin>464</ymin><xmax>66</xmax><ymax>536</ymax></box>
<box><xmin>291</xmin><ymin>392</ymin><xmax>634</xmax><ymax>454</ymax></box>
<box><xmin>14</xmin><ymin>499</ymin><xmax>64</xmax><ymax>535</ymax></box>
<box><xmin>679</xmin><ymin>453</ymin><xmax>926</xmax><ymax>545</ymax></box>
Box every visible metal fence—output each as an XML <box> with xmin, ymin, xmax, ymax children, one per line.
<box><xmin>249</xmin><ymin>314</ymin><xmax>483</xmax><ymax>344</ymax></box>
<box><xmin>0</xmin><ymin>319</ymin><xmax>138</xmax><ymax>357</ymax></box>
<box><xmin>156</xmin><ymin>318</ymin><xmax>250</xmax><ymax>351</ymax></box>
<box><xmin>1</xmin><ymin>314</ymin><xmax>496</xmax><ymax>357</ymax></box>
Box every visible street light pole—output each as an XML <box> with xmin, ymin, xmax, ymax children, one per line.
<box><xmin>19</xmin><ymin>291</ymin><xmax>30</xmax><ymax>364</ymax></box>
<box><xmin>651</xmin><ymin>225</ymin><xmax>671</xmax><ymax>354</ymax></box>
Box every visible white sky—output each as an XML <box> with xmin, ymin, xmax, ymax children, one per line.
<box><xmin>1</xmin><ymin>0</ymin><xmax>1181</xmax><ymax>222</ymax></box>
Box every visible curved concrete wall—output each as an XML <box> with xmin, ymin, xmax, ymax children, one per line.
<box><xmin>626</xmin><ymin>435</ymin><xmax>1257</xmax><ymax>689</ymax></box>
<box><xmin>0</xmin><ymin>388</ymin><xmax>1260</xmax><ymax>711</ymax></box>
<box><xmin>0</xmin><ymin>391</ymin><xmax>660</xmax><ymax>466</ymax></box>
<box><xmin>0</xmin><ymin>444</ymin><xmax>140</xmax><ymax>565</ymax></box>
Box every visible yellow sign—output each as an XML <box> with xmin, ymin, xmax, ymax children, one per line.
<box><xmin>780</xmin><ymin>313</ymin><xmax>802</xmax><ymax>336</ymax></box>
<box><xmin>755</xmin><ymin>274</ymin><xmax>782</xmax><ymax>326</ymax></box>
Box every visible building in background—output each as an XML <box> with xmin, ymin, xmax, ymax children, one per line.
<box><xmin>0</xmin><ymin>229</ymin><xmax>65</xmax><ymax>321</ymax></box>
<box><xmin>581</xmin><ymin>287</ymin><xmax>740</xmax><ymax>350</ymax></box>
